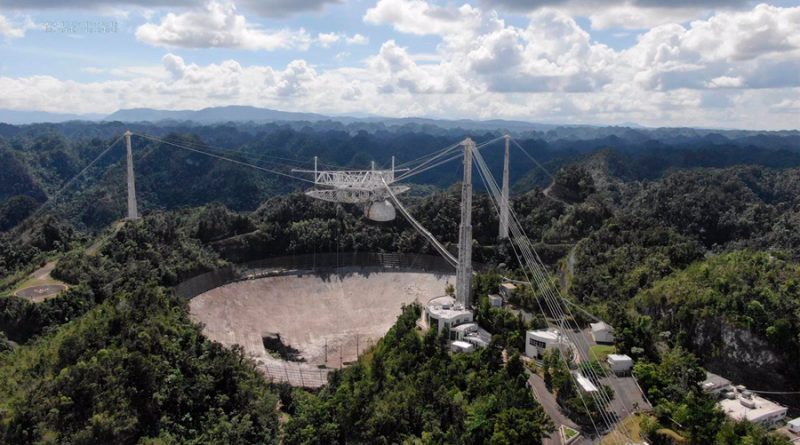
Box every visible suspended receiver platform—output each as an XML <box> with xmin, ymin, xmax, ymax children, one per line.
<box><xmin>295</xmin><ymin>158</ymin><xmax>409</xmax><ymax>222</ymax></box>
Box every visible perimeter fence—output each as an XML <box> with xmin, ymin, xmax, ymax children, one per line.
<box><xmin>174</xmin><ymin>252</ymin><xmax>461</xmax><ymax>299</ymax></box>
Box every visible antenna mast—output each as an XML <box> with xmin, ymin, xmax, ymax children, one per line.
<box><xmin>456</xmin><ymin>138</ymin><xmax>474</xmax><ymax>307</ymax></box>
<box><xmin>499</xmin><ymin>134</ymin><xmax>510</xmax><ymax>239</ymax></box>
<box><xmin>124</xmin><ymin>130</ymin><xmax>139</xmax><ymax>220</ymax></box>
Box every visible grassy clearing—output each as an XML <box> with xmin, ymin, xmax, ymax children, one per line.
<box><xmin>656</xmin><ymin>428</ymin><xmax>687</xmax><ymax>443</ymax></box>
<box><xmin>601</xmin><ymin>413</ymin><xmax>645</xmax><ymax>445</ymax></box>
<box><xmin>589</xmin><ymin>344</ymin><xmax>616</xmax><ymax>363</ymax></box>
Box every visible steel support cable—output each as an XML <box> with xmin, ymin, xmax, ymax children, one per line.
<box><xmin>475</xmin><ymin>150</ymin><xmax>624</xmax><ymax>435</ymax></box>
<box><xmin>395</xmin><ymin>136</ymin><xmax>505</xmax><ymax>183</ymax></box>
<box><xmin>395</xmin><ymin>142</ymin><xmax>463</xmax><ymax>181</ymax></box>
<box><xmin>395</xmin><ymin>152</ymin><xmax>465</xmax><ymax>182</ymax></box>
<box><xmin>383</xmin><ymin>178</ymin><xmax>458</xmax><ymax>268</ymax></box>
<box><xmin>383</xmin><ymin>178</ymin><xmax>457</xmax><ymax>266</ymax></box>
<box><xmin>395</xmin><ymin>135</ymin><xmax>503</xmax><ymax>172</ymax></box>
<box><xmin>501</xmin><ymin>199</ymin><xmax>637</xmax><ymax>440</ymax></box>
<box><xmin>144</xmin><ymin>132</ymin><xmax>331</xmax><ymax>169</ymax></box>
<box><xmin>510</xmin><ymin>137</ymin><xmax>554</xmax><ymax>180</ymax></box>
<box><xmin>504</xmin><ymin>277</ymin><xmax>601</xmax><ymax>323</ymax></box>
<box><xmin>135</xmin><ymin>133</ymin><xmax>316</xmax><ymax>184</ymax></box>
<box><xmin>485</xmin><ymin>208</ymin><xmax>621</xmax><ymax>442</ymax></box>
<box><xmin>17</xmin><ymin>134</ymin><xmax>126</xmax><ymax>228</ymax></box>
<box><xmin>478</xmin><ymin>158</ymin><xmax>600</xmax><ymax>437</ymax></box>
<box><xmin>473</xmin><ymin>135</ymin><xmax>506</xmax><ymax>150</ymax></box>
<box><xmin>144</xmin><ymin>134</ymin><xmax>330</xmax><ymax>170</ymax></box>
<box><xmin>395</xmin><ymin>140</ymin><xmax>464</xmax><ymax>169</ymax></box>
<box><xmin>472</xmin><ymin>153</ymin><xmax>606</xmax><ymax>439</ymax></box>
<box><xmin>473</xmin><ymin>149</ymin><xmax>627</xmax><ymax>438</ymax></box>
<box><xmin>748</xmin><ymin>390</ymin><xmax>800</xmax><ymax>395</ymax></box>
<box><xmin>473</xmin><ymin>149</ymin><xmax>632</xmax><ymax>440</ymax></box>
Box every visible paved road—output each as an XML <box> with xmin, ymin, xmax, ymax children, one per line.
<box><xmin>528</xmin><ymin>371</ymin><xmax>598</xmax><ymax>445</ymax></box>
<box><xmin>513</xmin><ymin>306</ymin><xmax>650</xmax><ymax>444</ymax></box>
<box><xmin>575</xmin><ymin>328</ymin><xmax>652</xmax><ymax>419</ymax></box>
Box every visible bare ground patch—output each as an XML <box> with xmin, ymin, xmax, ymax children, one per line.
<box><xmin>15</xmin><ymin>284</ymin><xmax>68</xmax><ymax>302</ymax></box>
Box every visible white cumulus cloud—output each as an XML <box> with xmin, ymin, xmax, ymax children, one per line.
<box><xmin>0</xmin><ymin>14</ymin><xmax>36</xmax><ymax>38</ymax></box>
<box><xmin>315</xmin><ymin>32</ymin><xmax>369</xmax><ymax>48</ymax></box>
<box><xmin>0</xmin><ymin>1</ymin><xmax>797</xmax><ymax>130</ymax></box>
<box><xmin>317</xmin><ymin>32</ymin><xmax>340</xmax><ymax>47</ymax></box>
<box><xmin>622</xmin><ymin>4</ymin><xmax>800</xmax><ymax>90</ymax></box>
<box><xmin>346</xmin><ymin>33</ymin><xmax>369</xmax><ymax>45</ymax></box>
<box><xmin>480</xmin><ymin>0</ymin><xmax>752</xmax><ymax>30</ymax></box>
<box><xmin>135</xmin><ymin>1</ymin><xmax>312</xmax><ymax>50</ymax></box>
<box><xmin>364</xmin><ymin>0</ymin><xmax>483</xmax><ymax>40</ymax></box>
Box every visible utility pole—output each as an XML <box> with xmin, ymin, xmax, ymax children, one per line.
<box><xmin>456</xmin><ymin>138</ymin><xmax>474</xmax><ymax>308</ymax></box>
<box><xmin>499</xmin><ymin>134</ymin><xmax>510</xmax><ymax>239</ymax></box>
<box><xmin>124</xmin><ymin>130</ymin><xmax>139</xmax><ymax>220</ymax></box>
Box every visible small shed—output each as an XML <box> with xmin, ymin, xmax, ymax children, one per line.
<box><xmin>488</xmin><ymin>294</ymin><xmax>503</xmax><ymax>307</ymax></box>
<box><xmin>590</xmin><ymin>321</ymin><xmax>615</xmax><ymax>344</ymax></box>
<box><xmin>702</xmin><ymin>372</ymin><xmax>733</xmax><ymax>396</ymax></box>
<box><xmin>607</xmin><ymin>354</ymin><xmax>633</xmax><ymax>375</ymax></box>
<box><xmin>499</xmin><ymin>283</ymin><xmax>517</xmax><ymax>300</ymax></box>
<box><xmin>574</xmin><ymin>372</ymin><xmax>599</xmax><ymax>393</ymax></box>
<box><xmin>451</xmin><ymin>340</ymin><xmax>475</xmax><ymax>353</ymax></box>
<box><xmin>789</xmin><ymin>417</ymin><xmax>800</xmax><ymax>433</ymax></box>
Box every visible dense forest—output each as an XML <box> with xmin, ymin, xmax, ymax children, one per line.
<box><xmin>1</xmin><ymin>121</ymin><xmax>799</xmax><ymax>444</ymax></box>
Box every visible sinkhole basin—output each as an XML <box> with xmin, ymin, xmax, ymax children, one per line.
<box><xmin>189</xmin><ymin>267</ymin><xmax>454</xmax><ymax>386</ymax></box>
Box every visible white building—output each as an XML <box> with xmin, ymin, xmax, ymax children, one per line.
<box><xmin>574</xmin><ymin>372</ymin><xmax>599</xmax><ymax>393</ymax></box>
<box><xmin>788</xmin><ymin>417</ymin><xmax>800</xmax><ymax>433</ymax></box>
<box><xmin>450</xmin><ymin>341</ymin><xmax>475</xmax><ymax>353</ymax></box>
<box><xmin>499</xmin><ymin>282</ymin><xmax>517</xmax><ymax>301</ymax></box>
<box><xmin>451</xmin><ymin>322</ymin><xmax>490</xmax><ymax>348</ymax></box>
<box><xmin>590</xmin><ymin>321</ymin><xmax>615</xmax><ymax>344</ymax></box>
<box><xmin>607</xmin><ymin>354</ymin><xmax>633</xmax><ymax>375</ymax></box>
<box><xmin>424</xmin><ymin>296</ymin><xmax>473</xmax><ymax>334</ymax></box>
<box><xmin>525</xmin><ymin>329</ymin><xmax>570</xmax><ymax>360</ymax></box>
<box><xmin>424</xmin><ymin>296</ymin><xmax>490</xmax><ymax>349</ymax></box>
<box><xmin>488</xmin><ymin>294</ymin><xmax>503</xmax><ymax>307</ymax></box>
<box><xmin>718</xmin><ymin>389</ymin><xmax>788</xmax><ymax>428</ymax></box>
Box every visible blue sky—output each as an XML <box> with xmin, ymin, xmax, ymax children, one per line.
<box><xmin>0</xmin><ymin>0</ymin><xmax>798</xmax><ymax>129</ymax></box>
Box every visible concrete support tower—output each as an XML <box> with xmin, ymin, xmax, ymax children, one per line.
<box><xmin>499</xmin><ymin>134</ymin><xmax>510</xmax><ymax>239</ymax></box>
<box><xmin>456</xmin><ymin>138</ymin><xmax>474</xmax><ymax>308</ymax></box>
<box><xmin>124</xmin><ymin>131</ymin><xmax>139</xmax><ymax>220</ymax></box>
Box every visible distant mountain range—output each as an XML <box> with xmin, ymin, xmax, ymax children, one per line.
<box><xmin>0</xmin><ymin>105</ymin><xmax>561</xmax><ymax>132</ymax></box>
<box><xmin>103</xmin><ymin>106</ymin><xmax>563</xmax><ymax>132</ymax></box>
<box><xmin>0</xmin><ymin>106</ymin><xmax>796</xmax><ymax>136</ymax></box>
<box><xmin>0</xmin><ymin>109</ymin><xmax>104</xmax><ymax>125</ymax></box>
<box><xmin>105</xmin><ymin>106</ymin><xmax>329</xmax><ymax>125</ymax></box>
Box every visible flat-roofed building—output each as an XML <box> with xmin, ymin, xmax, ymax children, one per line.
<box><xmin>424</xmin><ymin>296</ymin><xmax>473</xmax><ymax>334</ymax></box>
<box><xmin>718</xmin><ymin>390</ymin><xmax>787</xmax><ymax>428</ymax></box>
<box><xmin>488</xmin><ymin>294</ymin><xmax>503</xmax><ymax>307</ymax></box>
<box><xmin>525</xmin><ymin>328</ymin><xmax>570</xmax><ymax>359</ymax></box>
<box><xmin>451</xmin><ymin>340</ymin><xmax>475</xmax><ymax>353</ymax></box>
<box><xmin>702</xmin><ymin>372</ymin><xmax>733</xmax><ymax>397</ymax></box>
<box><xmin>574</xmin><ymin>372</ymin><xmax>599</xmax><ymax>393</ymax></box>
<box><xmin>788</xmin><ymin>417</ymin><xmax>800</xmax><ymax>433</ymax></box>
<box><xmin>590</xmin><ymin>321</ymin><xmax>615</xmax><ymax>344</ymax></box>
<box><xmin>499</xmin><ymin>283</ymin><xmax>517</xmax><ymax>301</ymax></box>
<box><xmin>607</xmin><ymin>354</ymin><xmax>633</xmax><ymax>375</ymax></box>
